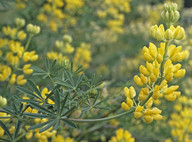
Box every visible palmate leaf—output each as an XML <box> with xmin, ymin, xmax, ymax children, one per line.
<box><xmin>54</xmin><ymin>90</ymin><xmax>60</xmax><ymax>115</ymax></box>
<box><xmin>29</xmin><ymin>102</ymin><xmax>53</xmax><ymax>115</ymax></box>
<box><xmin>13</xmin><ymin>120</ymin><xmax>21</xmax><ymax>139</ymax></box>
<box><xmin>28</xmin><ymin>120</ymin><xmax>53</xmax><ymax>130</ymax></box>
<box><xmin>61</xmin><ymin>119</ymin><xmax>77</xmax><ymax>128</ymax></box>
<box><xmin>0</xmin><ymin>120</ymin><xmax>12</xmax><ymax>139</ymax></box>
<box><xmin>16</xmin><ymin>86</ymin><xmax>41</xmax><ymax>100</ymax></box>
<box><xmin>24</xmin><ymin>113</ymin><xmax>51</xmax><ymax>118</ymax></box>
<box><xmin>39</xmin><ymin>120</ymin><xmax>56</xmax><ymax>133</ymax></box>
<box><xmin>27</xmin><ymin>80</ymin><xmax>43</xmax><ymax>99</ymax></box>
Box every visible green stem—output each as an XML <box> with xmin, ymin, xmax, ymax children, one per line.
<box><xmin>14</xmin><ymin>130</ymin><xmax>26</xmax><ymax>142</ymax></box>
<box><xmin>64</xmin><ymin>108</ymin><xmax>135</xmax><ymax>122</ymax></box>
<box><xmin>24</xmin><ymin>34</ymin><xmax>33</xmax><ymax>51</ymax></box>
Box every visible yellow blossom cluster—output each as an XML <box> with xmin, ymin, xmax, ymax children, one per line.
<box><xmin>0</xmin><ymin>18</ymin><xmax>39</xmax><ymax>85</ymax></box>
<box><xmin>97</xmin><ymin>0</ymin><xmax>131</xmax><ymax>34</ymax></box>
<box><xmin>14</xmin><ymin>0</ymin><xmax>28</xmax><ymax>9</ymax></box>
<box><xmin>108</xmin><ymin>128</ymin><xmax>135</xmax><ymax>142</ymax></box>
<box><xmin>167</xmin><ymin>96</ymin><xmax>192</xmax><ymax>142</ymax></box>
<box><xmin>73</xmin><ymin>42</ymin><xmax>91</xmax><ymax>69</ymax></box>
<box><xmin>54</xmin><ymin>135</ymin><xmax>74</xmax><ymax>142</ymax></box>
<box><xmin>47</xmin><ymin>35</ymin><xmax>91</xmax><ymax>69</ymax></box>
<box><xmin>121</xmin><ymin>2</ymin><xmax>188</xmax><ymax>123</ymax></box>
<box><xmin>37</xmin><ymin>0</ymin><xmax>84</xmax><ymax>32</ymax></box>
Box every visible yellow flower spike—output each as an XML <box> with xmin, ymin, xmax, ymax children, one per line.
<box><xmin>174</xmin><ymin>69</ymin><xmax>186</xmax><ymax>78</ymax></box>
<box><xmin>172</xmin><ymin>64</ymin><xmax>181</xmax><ymax>73</ymax></box>
<box><xmin>179</xmin><ymin>50</ymin><xmax>189</xmax><ymax>61</ymax></box>
<box><xmin>164</xmin><ymin>85</ymin><xmax>179</xmax><ymax>94</ymax></box>
<box><xmin>165</xmin><ymin>93</ymin><xmax>177</xmax><ymax>101</ymax></box>
<box><xmin>167</xmin><ymin>45</ymin><xmax>176</xmax><ymax>58</ymax></box>
<box><xmin>146</xmin><ymin>62</ymin><xmax>153</xmax><ymax>73</ymax></box>
<box><xmin>124</xmin><ymin>87</ymin><xmax>129</xmax><ymax>98</ymax></box>
<box><xmin>144</xmin><ymin>115</ymin><xmax>153</xmax><ymax>123</ymax></box>
<box><xmin>144</xmin><ymin>52</ymin><xmax>154</xmax><ymax>62</ymax></box>
<box><xmin>121</xmin><ymin>102</ymin><xmax>130</xmax><ymax>111</ymax></box>
<box><xmin>17</xmin><ymin>30</ymin><xmax>27</xmax><ymax>41</ymax></box>
<box><xmin>152</xmin><ymin>107</ymin><xmax>162</xmax><ymax>114</ymax></box>
<box><xmin>17</xmin><ymin>75</ymin><xmax>27</xmax><ymax>85</ymax></box>
<box><xmin>140</xmin><ymin>74</ymin><xmax>147</xmax><ymax>84</ymax></box>
<box><xmin>136</xmin><ymin>105</ymin><xmax>144</xmax><ymax>112</ymax></box>
<box><xmin>0</xmin><ymin>127</ymin><xmax>4</xmax><ymax>137</ymax></box>
<box><xmin>156</xmin><ymin>54</ymin><xmax>163</xmax><ymax>63</ymax></box>
<box><xmin>165</xmin><ymin>72</ymin><xmax>173</xmax><ymax>82</ymax></box>
<box><xmin>129</xmin><ymin>86</ymin><xmax>136</xmax><ymax>98</ymax></box>
<box><xmin>139</xmin><ymin>65</ymin><xmax>149</xmax><ymax>76</ymax></box>
<box><xmin>173</xmin><ymin>91</ymin><xmax>181</xmax><ymax>98</ymax></box>
<box><xmin>159</xmin><ymin>24</ymin><xmax>165</xmax><ymax>34</ymax></box>
<box><xmin>153</xmin><ymin>85</ymin><xmax>160</xmax><ymax>99</ymax></box>
<box><xmin>158</xmin><ymin>42</ymin><xmax>165</xmax><ymax>56</ymax></box>
<box><xmin>149</xmin><ymin>42</ymin><xmax>158</xmax><ymax>58</ymax></box>
<box><xmin>142</xmin><ymin>46</ymin><xmax>149</xmax><ymax>53</ymax></box>
<box><xmin>134</xmin><ymin>75</ymin><xmax>144</xmax><ymax>86</ymax></box>
<box><xmin>134</xmin><ymin>112</ymin><xmax>143</xmax><ymax>119</ymax></box>
<box><xmin>126</xmin><ymin>97</ymin><xmax>133</xmax><ymax>107</ymax></box>
<box><xmin>149</xmin><ymin>73</ymin><xmax>157</xmax><ymax>82</ymax></box>
<box><xmin>138</xmin><ymin>88</ymin><xmax>149</xmax><ymax>101</ymax></box>
<box><xmin>146</xmin><ymin>99</ymin><xmax>153</xmax><ymax>108</ymax></box>
<box><xmin>159</xmin><ymin>79</ymin><xmax>167</xmax><ymax>89</ymax></box>
<box><xmin>165</xmin><ymin>29</ymin><xmax>173</xmax><ymax>40</ymax></box>
<box><xmin>153</xmin><ymin>114</ymin><xmax>163</xmax><ymax>120</ymax></box>
<box><xmin>23</xmin><ymin>64</ymin><xmax>33</xmax><ymax>75</ymax></box>
<box><xmin>173</xmin><ymin>26</ymin><xmax>185</xmax><ymax>40</ymax></box>
<box><xmin>9</xmin><ymin>73</ymin><xmax>16</xmax><ymax>84</ymax></box>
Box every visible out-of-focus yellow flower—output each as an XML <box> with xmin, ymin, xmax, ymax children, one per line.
<box><xmin>17</xmin><ymin>75</ymin><xmax>27</xmax><ymax>85</ymax></box>
<box><xmin>23</xmin><ymin>64</ymin><xmax>33</xmax><ymax>75</ymax></box>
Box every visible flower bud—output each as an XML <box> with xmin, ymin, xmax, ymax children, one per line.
<box><xmin>165</xmin><ymin>29</ymin><xmax>173</xmax><ymax>40</ymax></box>
<box><xmin>161</xmin><ymin>3</ymin><xmax>180</xmax><ymax>24</ymax></box>
<box><xmin>61</xmin><ymin>59</ymin><xmax>69</xmax><ymax>69</ymax></box>
<box><xmin>0</xmin><ymin>96</ymin><xmax>7</xmax><ymax>108</ymax></box>
<box><xmin>15</xmin><ymin>18</ymin><xmax>25</xmax><ymax>27</ymax></box>
<box><xmin>27</xmin><ymin>24</ymin><xmax>41</xmax><ymax>35</ymax></box>
<box><xmin>63</xmin><ymin>35</ymin><xmax>72</xmax><ymax>43</ymax></box>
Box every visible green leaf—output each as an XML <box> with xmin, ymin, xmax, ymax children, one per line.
<box><xmin>27</xmin><ymin>80</ymin><xmax>42</xmax><ymax>99</ymax></box>
<box><xmin>61</xmin><ymin>119</ymin><xmax>77</xmax><ymax>128</ymax></box>
<box><xmin>39</xmin><ymin>120</ymin><xmax>56</xmax><ymax>133</ymax></box>
<box><xmin>11</xmin><ymin>103</ymin><xmax>18</xmax><ymax>115</ymax></box>
<box><xmin>54</xmin><ymin>90</ymin><xmax>60</xmax><ymax>115</ymax></box>
<box><xmin>24</xmin><ymin>113</ymin><xmax>51</xmax><ymax>118</ymax></box>
<box><xmin>93</xmin><ymin>91</ymin><xmax>100</xmax><ymax>105</ymax></box>
<box><xmin>93</xmin><ymin>97</ymin><xmax>109</xmax><ymax>107</ymax></box>
<box><xmin>55</xmin><ymin>78</ymin><xmax>73</xmax><ymax>89</ymax></box>
<box><xmin>29</xmin><ymin>102</ymin><xmax>53</xmax><ymax>114</ymax></box>
<box><xmin>61</xmin><ymin>106</ymin><xmax>76</xmax><ymax>117</ymax></box>
<box><xmin>0</xmin><ymin>137</ymin><xmax>10</xmax><ymax>141</ymax></box>
<box><xmin>53</xmin><ymin>120</ymin><xmax>60</xmax><ymax>130</ymax></box>
<box><xmin>16</xmin><ymin>86</ymin><xmax>41</xmax><ymax>100</ymax></box>
<box><xmin>74</xmin><ymin>65</ymin><xmax>84</xmax><ymax>74</ymax></box>
<box><xmin>60</xmin><ymin>93</ymin><xmax>69</xmax><ymax>115</ymax></box>
<box><xmin>31</xmin><ymin>65</ymin><xmax>46</xmax><ymax>73</ymax></box>
<box><xmin>0</xmin><ymin>120</ymin><xmax>12</xmax><ymax>139</ymax></box>
<box><xmin>28</xmin><ymin>120</ymin><xmax>53</xmax><ymax>130</ymax></box>
<box><xmin>45</xmin><ymin>58</ymin><xmax>50</xmax><ymax>72</ymax></box>
<box><xmin>50</xmin><ymin>60</ymin><xmax>57</xmax><ymax>70</ymax></box>
<box><xmin>2</xmin><ymin>107</ymin><xmax>14</xmax><ymax>115</ymax></box>
<box><xmin>76</xmin><ymin>74</ymin><xmax>84</xmax><ymax>87</ymax></box>
<box><xmin>13</xmin><ymin>120</ymin><xmax>21</xmax><ymax>139</ymax></box>
<box><xmin>65</xmin><ymin>70</ymin><xmax>74</xmax><ymax>86</ymax></box>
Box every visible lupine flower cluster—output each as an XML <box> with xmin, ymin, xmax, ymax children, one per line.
<box><xmin>121</xmin><ymin>2</ymin><xmax>188</xmax><ymax>123</ymax></box>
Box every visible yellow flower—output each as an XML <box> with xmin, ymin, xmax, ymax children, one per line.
<box><xmin>23</xmin><ymin>64</ymin><xmax>33</xmax><ymax>75</ymax></box>
<box><xmin>17</xmin><ymin>75</ymin><xmax>27</xmax><ymax>85</ymax></box>
<box><xmin>17</xmin><ymin>30</ymin><xmax>27</xmax><ymax>41</ymax></box>
<box><xmin>124</xmin><ymin>86</ymin><xmax>136</xmax><ymax>98</ymax></box>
